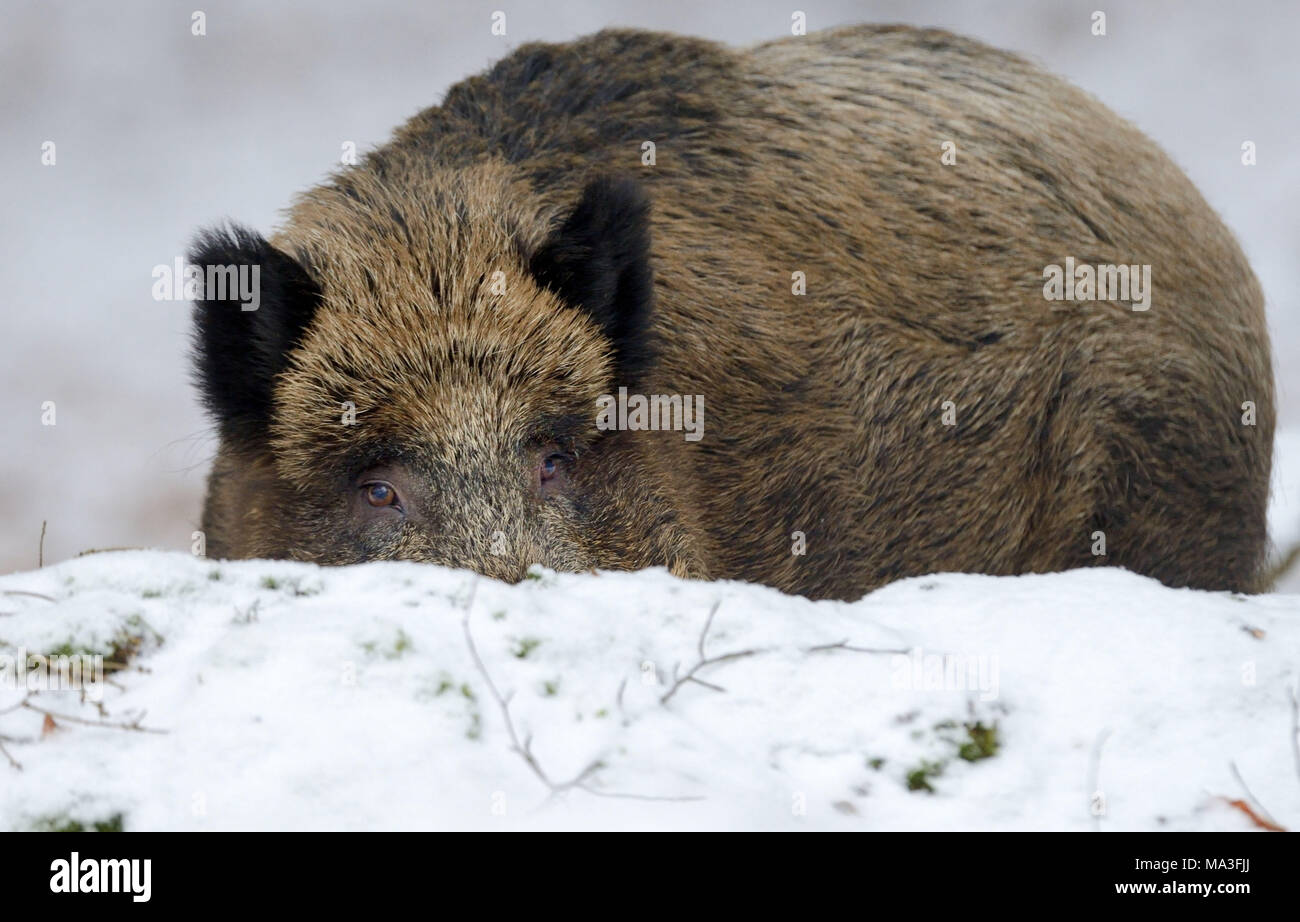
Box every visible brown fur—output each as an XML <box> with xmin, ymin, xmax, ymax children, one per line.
<box><xmin>194</xmin><ymin>25</ymin><xmax>1274</xmax><ymax>599</ymax></box>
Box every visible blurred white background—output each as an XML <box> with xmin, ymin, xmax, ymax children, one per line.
<box><xmin>1</xmin><ymin>0</ymin><xmax>1296</xmax><ymax>573</ymax></box>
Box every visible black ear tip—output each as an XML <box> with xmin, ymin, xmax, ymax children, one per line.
<box><xmin>189</xmin><ymin>223</ymin><xmax>273</xmax><ymax>278</ymax></box>
<box><xmin>528</xmin><ymin>174</ymin><xmax>656</xmax><ymax>385</ymax></box>
<box><xmin>189</xmin><ymin>222</ymin><xmax>322</xmax><ymax>441</ymax></box>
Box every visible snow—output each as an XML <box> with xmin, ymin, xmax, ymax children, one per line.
<box><xmin>2</xmin><ymin>550</ymin><xmax>1297</xmax><ymax>831</ymax></box>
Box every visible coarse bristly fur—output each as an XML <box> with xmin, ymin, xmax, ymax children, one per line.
<box><xmin>190</xmin><ymin>25</ymin><xmax>1274</xmax><ymax>600</ymax></box>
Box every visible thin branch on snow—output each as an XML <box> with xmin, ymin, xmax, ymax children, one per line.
<box><xmin>2</xmin><ymin>589</ymin><xmax>57</xmax><ymax>604</ymax></box>
<box><xmin>461</xmin><ymin>578</ymin><xmax>700</xmax><ymax>803</ymax></box>
<box><xmin>1228</xmin><ymin>761</ymin><xmax>1283</xmax><ymax>830</ymax></box>
<box><xmin>1</xmin><ymin>694</ymin><xmax>37</xmax><ymax>770</ymax></box>
<box><xmin>75</xmin><ymin>546</ymin><xmax>146</xmax><ymax>558</ymax></box>
<box><xmin>20</xmin><ymin>700</ymin><xmax>166</xmax><ymax>735</ymax></box>
<box><xmin>0</xmin><ymin>735</ymin><xmax>26</xmax><ymax>771</ymax></box>
<box><xmin>2</xmin><ymin>676</ymin><xmax>164</xmax><ymax>770</ymax></box>
<box><xmin>660</xmin><ymin>601</ymin><xmax>762</xmax><ymax>705</ymax></box>
<box><xmin>461</xmin><ymin>580</ymin><xmax>613</xmax><ymax>794</ymax></box>
<box><xmin>0</xmin><ymin>693</ymin><xmax>34</xmax><ymax>717</ymax></box>
<box><xmin>681</xmin><ymin>674</ymin><xmax>725</xmax><ymax>694</ymax></box>
<box><xmin>806</xmin><ymin>639</ymin><xmax>910</xmax><ymax>655</ymax></box>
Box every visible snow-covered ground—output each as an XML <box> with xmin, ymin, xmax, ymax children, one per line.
<box><xmin>1</xmin><ymin>425</ymin><xmax>1297</xmax><ymax>831</ymax></box>
<box><xmin>2</xmin><ymin>549</ymin><xmax>1296</xmax><ymax>831</ymax></box>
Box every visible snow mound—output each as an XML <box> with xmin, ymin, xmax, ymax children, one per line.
<box><xmin>1</xmin><ymin>552</ymin><xmax>1296</xmax><ymax>831</ymax></box>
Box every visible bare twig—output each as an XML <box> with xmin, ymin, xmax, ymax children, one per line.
<box><xmin>2</xmin><ymin>590</ymin><xmax>57</xmax><ymax>603</ymax></box>
<box><xmin>807</xmin><ymin>639</ymin><xmax>910</xmax><ymax>655</ymax></box>
<box><xmin>1229</xmin><ymin>761</ymin><xmax>1284</xmax><ymax>830</ymax></box>
<box><xmin>20</xmin><ymin>701</ymin><xmax>165</xmax><ymax>734</ymax></box>
<box><xmin>683</xmin><ymin>675</ymin><xmax>726</xmax><ymax>694</ymax></box>
<box><xmin>0</xmin><ymin>694</ymin><xmax>34</xmax><ymax>717</ymax></box>
<box><xmin>38</xmin><ymin>520</ymin><xmax>46</xmax><ymax>568</ymax></box>
<box><xmin>1</xmin><ymin>697</ymin><xmax>38</xmax><ymax>770</ymax></box>
<box><xmin>660</xmin><ymin>601</ymin><xmax>761</xmax><ymax>705</ymax></box>
<box><xmin>462</xmin><ymin>596</ymin><xmax>602</xmax><ymax>794</ymax></box>
<box><xmin>0</xmin><ymin>636</ymin><xmax>164</xmax><ymax>769</ymax></box>
<box><xmin>461</xmin><ymin>579</ymin><xmax>700</xmax><ymax>803</ymax></box>
<box><xmin>75</xmin><ymin>546</ymin><xmax>144</xmax><ymax>558</ymax></box>
<box><xmin>0</xmin><ymin>736</ymin><xmax>23</xmax><ymax>771</ymax></box>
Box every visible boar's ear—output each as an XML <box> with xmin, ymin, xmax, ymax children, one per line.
<box><xmin>190</xmin><ymin>225</ymin><xmax>322</xmax><ymax>443</ymax></box>
<box><xmin>529</xmin><ymin>176</ymin><xmax>655</xmax><ymax>384</ymax></box>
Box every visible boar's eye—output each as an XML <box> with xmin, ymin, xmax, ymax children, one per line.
<box><xmin>363</xmin><ymin>481</ymin><xmax>400</xmax><ymax>509</ymax></box>
<box><xmin>353</xmin><ymin>468</ymin><xmax>411</xmax><ymax>519</ymax></box>
<box><xmin>538</xmin><ymin>451</ymin><xmax>571</xmax><ymax>496</ymax></box>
